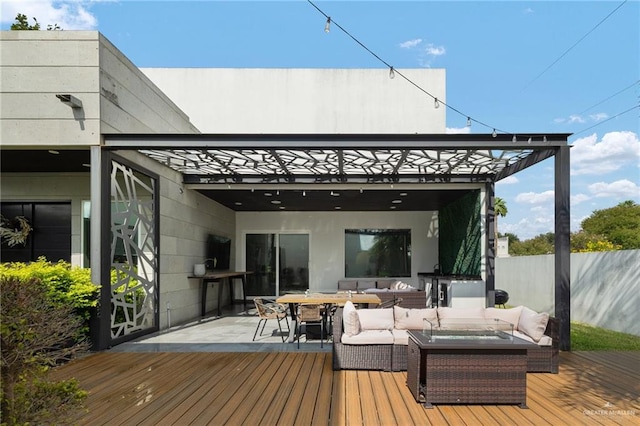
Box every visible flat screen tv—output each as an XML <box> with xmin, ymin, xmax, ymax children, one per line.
<box><xmin>206</xmin><ymin>234</ymin><xmax>231</xmax><ymax>271</ymax></box>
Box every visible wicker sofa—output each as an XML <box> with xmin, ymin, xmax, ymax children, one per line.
<box><xmin>332</xmin><ymin>302</ymin><xmax>559</xmax><ymax>374</ymax></box>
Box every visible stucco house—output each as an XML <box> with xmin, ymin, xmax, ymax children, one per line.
<box><xmin>0</xmin><ymin>31</ymin><xmax>571</xmax><ymax>350</ymax></box>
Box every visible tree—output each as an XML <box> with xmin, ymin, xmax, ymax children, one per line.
<box><xmin>494</xmin><ymin>197</ymin><xmax>508</xmax><ymax>251</ymax></box>
<box><xmin>10</xmin><ymin>13</ymin><xmax>61</xmax><ymax>31</ymax></box>
<box><xmin>10</xmin><ymin>13</ymin><xmax>40</xmax><ymax>30</ymax></box>
<box><xmin>580</xmin><ymin>200</ymin><xmax>640</xmax><ymax>249</ymax></box>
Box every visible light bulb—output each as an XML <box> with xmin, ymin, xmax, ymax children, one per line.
<box><xmin>492</xmin><ymin>129</ymin><xmax>497</xmax><ymax>138</ymax></box>
<box><xmin>389</xmin><ymin>67</ymin><xmax>395</xmax><ymax>79</ymax></box>
<box><xmin>303</xmin><ymin>191</ymin><xmax>306</xmax><ymax>197</ymax></box>
<box><xmin>434</xmin><ymin>98</ymin><xmax>440</xmax><ymax>109</ymax></box>
<box><xmin>466</xmin><ymin>117</ymin><xmax>472</xmax><ymax>127</ymax></box>
<box><xmin>527</xmin><ymin>137</ymin><xmax>532</xmax><ymax>144</ymax></box>
<box><xmin>324</xmin><ymin>17</ymin><xmax>331</xmax><ymax>33</ymax></box>
<box><xmin>543</xmin><ymin>136</ymin><xmax>548</xmax><ymax>143</ymax></box>
<box><xmin>512</xmin><ymin>135</ymin><xmax>517</xmax><ymax>143</ymax></box>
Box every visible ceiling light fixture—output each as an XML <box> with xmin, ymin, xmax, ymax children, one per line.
<box><xmin>303</xmin><ymin>190</ymin><xmax>306</xmax><ymax>197</ymax></box>
<box><xmin>264</xmin><ymin>192</ymin><xmax>272</xmax><ymax>196</ymax></box>
<box><xmin>271</xmin><ymin>200</ymin><xmax>281</xmax><ymax>205</ymax></box>
<box><xmin>48</xmin><ymin>150</ymin><xmax>59</xmax><ymax>155</ymax></box>
<box><xmin>392</xmin><ymin>199</ymin><xmax>402</xmax><ymax>204</ymax></box>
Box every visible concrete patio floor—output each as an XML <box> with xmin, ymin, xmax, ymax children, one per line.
<box><xmin>109</xmin><ymin>302</ymin><xmax>330</xmax><ymax>353</ymax></box>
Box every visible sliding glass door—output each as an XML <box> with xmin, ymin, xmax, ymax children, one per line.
<box><xmin>245</xmin><ymin>233</ymin><xmax>309</xmax><ymax>297</ymax></box>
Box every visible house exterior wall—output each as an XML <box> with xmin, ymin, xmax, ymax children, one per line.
<box><xmin>0</xmin><ymin>173</ymin><xmax>90</xmax><ymax>265</ymax></box>
<box><xmin>113</xmin><ymin>150</ymin><xmax>236</xmax><ymax>328</ymax></box>
<box><xmin>141</xmin><ymin>68</ymin><xmax>446</xmax><ymax>133</ymax></box>
<box><xmin>235</xmin><ymin>210</ymin><xmax>439</xmax><ymax>292</ymax></box>
<box><xmin>496</xmin><ymin>250</ymin><xmax>640</xmax><ymax>336</ymax></box>
<box><xmin>0</xmin><ymin>31</ymin><xmax>198</xmax><ymax>147</ymax></box>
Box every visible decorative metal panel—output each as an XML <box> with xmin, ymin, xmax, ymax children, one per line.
<box><xmin>138</xmin><ymin>147</ymin><xmax>533</xmax><ymax>182</ymax></box>
<box><xmin>110</xmin><ymin>160</ymin><xmax>158</xmax><ymax>339</ymax></box>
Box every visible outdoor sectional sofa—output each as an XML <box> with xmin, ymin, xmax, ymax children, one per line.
<box><xmin>332</xmin><ymin>301</ymin><xmax>559</xmax><ymax>373</ymax></box>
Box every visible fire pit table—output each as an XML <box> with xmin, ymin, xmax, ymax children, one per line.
<box><xmin>407</xmin><ymin>320</ymin><xmax>536</xmax><ymax>409</ymax></box>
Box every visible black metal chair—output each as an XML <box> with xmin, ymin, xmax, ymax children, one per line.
<box><xmin>495</xmin><ymin>289</ymin><xmax>509</xmax><ymax>308</ymax></box>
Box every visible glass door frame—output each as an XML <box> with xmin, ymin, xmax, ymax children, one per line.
<box><xmin>242</xmin><ymin>230</ymin><xmax>310</xmax><ymax>297</ymax></box>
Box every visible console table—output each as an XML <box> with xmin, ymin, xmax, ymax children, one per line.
<box><xmin>189</xmin><ymin>271</ymin><xmax>252</xmax><ymax>317</ymax></box>
<box><xmin>407</xmin><ymin>329</ymin><xmax>533</xmax><ymax>409</ymax></box>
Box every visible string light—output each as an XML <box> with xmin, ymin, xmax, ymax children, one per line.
<box><xmin>324</xmin><ymin>17</ymin><xmax>331</xmax><ymax>33</ymax></box>
<box><xmin>512</xmin><ymin>135</ymin><xmax>517</xmax><ymax>143</ymax></box>
<box><xmin>492</xmin><ymin>129</ymin><xmax>497</xmax><ymax>138</ymax></box>
<box><xmin>543</xmin><ymin>136</ymin><xmax>548</xmax><ymax>143</ymax></box>
<box><xmin>434</xmin><ymin>98</ymin><xmax>440</xmax><ymax>109</ymax></box>
<box><xmin>466</xmin><ymin>117</ymin><xmax>472</xmax><ymax>127</ymax></box>
<box><xmin>389</xmin><ymin>67</ymin><xmax>395</xmax><ymax>79</ymax></box>
<box><xmin>527</xmin><ymin>137</ymin><xmax>532</xmax><ymax>144</ymax></box>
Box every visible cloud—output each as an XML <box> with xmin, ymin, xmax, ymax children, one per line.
<box><xmin>523</xmin><ymin>7</ymin><xmax>534</xmax><ymax>14</ymax></box>
<box><xmin>425</xmin><ymin>44</ymin><xmax>446</xmax><ymax>56</ymax></box>
<box><xmin>497</xmin><ymin>175</ymin><xmax>519</xmax><ymax>185</ymax></box>
<box><xmin>589</xmin><ymin>112</ymin><xmax>608</xmax><ymax>122</ymax></box>
<box><xmin>399</xmin><ymin>39</ymin><xmax>422</xmax><ymax>49</ymax></box>
<box><xmin>515</xmin><ymin>190</ymin><xmax>555</xmax><ymax>204</ymax></box>
<box><xmin>571</xmin><ymin>131</ymin><xmax>640</xmax><ymax>175</ymax></box>
<box><xmin>571</xmin><ymin>194</ymin><xmax>590</xmax><ymax>205</ymax></box>
<box><xmin>588</xmin><ymin>179</ymin><xmax>640</xmax><ymax>199</ymax></box>
<box><xmin>554</xmin><ymin>112</ymin><xmax>611</xmax><ymax>126</ymax></box>
<box><xmin>1</xmin><ymin>1</ymin><xmax>98</xmax><ymax>30</ymax></box>
<box><xmin>445</xmin><ymin>126</ymin><xmax>471</xmax><ymax>134</ymax></box>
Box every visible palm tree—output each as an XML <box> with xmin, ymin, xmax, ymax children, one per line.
<box><xmin>494</xmin><ymin>197</ymin><xmax>508</xmax><ymax>252</ymax></box>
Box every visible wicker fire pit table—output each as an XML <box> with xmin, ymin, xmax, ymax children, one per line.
<box><xmin>406</xmin><ymin>320</ymin><xmax>536</xmax><ymax>409</ymax></box>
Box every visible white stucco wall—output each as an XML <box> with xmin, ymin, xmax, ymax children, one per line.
<box><xmin>141</xmin><ymin>68</ymin><xmax>446</xmax><ymax>133</ymax></box>
<box><xmin>235</xmin><ymin>210</ymin><xmax>439</xmax><ymax>292</ymax></box>
<box><xmin>496</xmin><ymin>250</ymin><xmax>640</xmax><ymax>336</ymax></box>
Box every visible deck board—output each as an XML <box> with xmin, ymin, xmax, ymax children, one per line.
<box><xmin>51</xmin><ymin>351</ymin><xmax>640</xmax><ymax>425</ymax></box>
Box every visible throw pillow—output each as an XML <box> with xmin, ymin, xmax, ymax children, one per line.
<box><xmin>393</xmin><ymin>306</ymin><xmax>438</xmax><ymax>330</ymax></box>
<box><xmin>485</xmin><ymin>306</ymin><xmax>523</xmax><ymax>327</ymax></box>
<box><xmin>518</xmin><ymin>306</ymin><xmax>550</xmax><ymax>342</ymax></box>
<box><xmin>357</xmin><ymin>308</ymin><xmax>395</xmax><ymax>331</ymax></box>
<box><xmin>342</xmin><ymin>301</ymin><xmax>361</xmax><ymax>336</ymax></box>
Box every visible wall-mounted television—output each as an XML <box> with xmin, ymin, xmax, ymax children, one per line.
<box><xmin>206</xmin><ymin>234</ymin><xmax>231</xmax><ymax>271</ymax></box>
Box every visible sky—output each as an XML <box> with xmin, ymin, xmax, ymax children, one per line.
<box><xmin>2</xmin><ymin>0</ymin><xmax>639</xmax><ymax>240</ymax></box>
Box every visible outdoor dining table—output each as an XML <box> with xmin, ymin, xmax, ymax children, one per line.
<box><xmin>276</xmin><ymin>292</ymin><xmax>381</xmax><ymax>343</ymax></box>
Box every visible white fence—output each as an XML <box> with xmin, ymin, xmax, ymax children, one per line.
<box><xmin>496</xmin><ymin>250</ymin><xmax>639</xmax><ymax>336</ymax></box>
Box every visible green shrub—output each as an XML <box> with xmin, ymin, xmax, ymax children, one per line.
<box><xmin>1</xmin><ymin>276</ymin><xmax>89</xmax><ymax>425</ymax></box>
<box><xmin>0</xmin><ymin>258</ymin><xmax>99</xmax><ymax>338</ymax></box>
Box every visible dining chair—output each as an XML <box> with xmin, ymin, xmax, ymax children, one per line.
<box><xmin>253</xmin><ymin>298</ymin><xmax>289</xmax><ymax>342</ymax></box>
<box><xmin>296</xmin><ymin>304</ymin><xmax>325</xmax><ymax>349</ymax></box>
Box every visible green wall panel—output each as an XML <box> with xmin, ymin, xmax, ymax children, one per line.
<box><xmin>439</xmin><ymin>190</ymin><xmax>481</xmax><ymax>276</ymax></box>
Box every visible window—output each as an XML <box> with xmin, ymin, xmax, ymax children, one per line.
<box><xmin>345</xmin><ymin>229</ymin><xmax>411</xmax><ymax>278</ymax></box>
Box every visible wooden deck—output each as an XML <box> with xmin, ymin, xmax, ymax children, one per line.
<box><xmin>52</xmin><ymin>351</ymin><xmax>639</xmax><ymax>425</ymax></box>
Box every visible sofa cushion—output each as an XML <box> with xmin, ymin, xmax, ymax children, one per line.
<box><xmin>341</xmin><ymin>329</ymin><xmax>394</xmax><ymax>345</ymax></box>
<box><xmin>518</xmin><ymin>306</ymin><xmax>549</xmax><ymax>342</ymax></box>
<box><xmin>391</xmin><ymin>329</ymin><xmax>410</xmax><ymax>345</ymax></box>
<box><xmin>513</xmin><ymin>330</ymin><xmax>551</xmax><ymax>346</ymax></box>
<box><xmin>393</xmin><ymin>306</ymin><xmax>438</xmax><ymax>330</ymax></box>
<box><xmin>485</xmin><ymin>306</ymin><xmax>523</xmax><ymax>328</ymax></box>
<box><xmin>437</xmin><ymin>307</ymin><xmax>486</xmax><ymax>330</ymax></box>
<box><xmin>358</xmin><ymin>308</ymin><xmax>394</xmax><ymax>331</ymax></box>
<box><xmin>342</xmin><ymin>301</ymin><xmax>361</xmax><ymax>336</ymax></box>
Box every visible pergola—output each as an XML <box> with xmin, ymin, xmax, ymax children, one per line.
<box><xmin>102</xmin><ymin>132</ymin><xmax>572</xmax><ymax>350</ymax></box>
